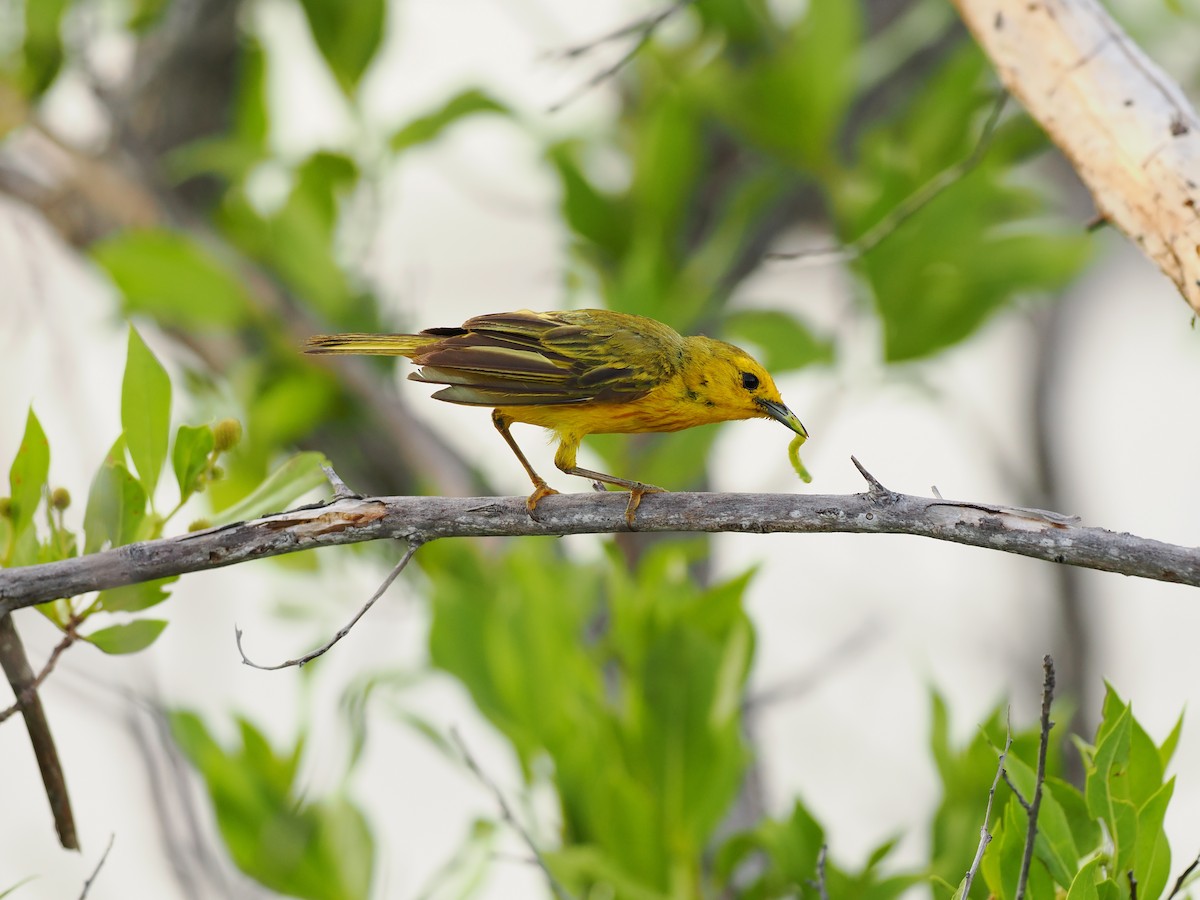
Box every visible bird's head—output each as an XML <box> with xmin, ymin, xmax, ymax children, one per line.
<box><xmin>684</xmin><ymin>337</ymin><xmax>808</xmax><ymax>437</ymax></box>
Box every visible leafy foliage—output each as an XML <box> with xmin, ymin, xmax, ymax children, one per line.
<box><xmin>1</xmin><ymin>327</ymin><xmax>325</xmax><ymax>653</ymax></box>
<box><xmin>426</xmin><ymin>540</ymin><xmax>754</xmax><ymax>895</ymax></box>
<box><xmin>924</xmin><ymin>685</ymin><xmax>1182</xmax><ymax>900</ymax></box>
<box><xmin>170</xmin><ymin>710</ymin><xmax>374</xmax><ymax>900</ymax></box>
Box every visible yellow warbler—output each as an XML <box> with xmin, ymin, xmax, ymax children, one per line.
<box><xmin>306</xmin><ymin>309</ymin><xmax>808</xmax><ymax>522</ymax></box>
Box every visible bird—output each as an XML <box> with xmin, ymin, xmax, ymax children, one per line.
<box><xmin>304</xmin><ymin>309</ymin><xmax>808</xmax><ymax>524</ymax></box>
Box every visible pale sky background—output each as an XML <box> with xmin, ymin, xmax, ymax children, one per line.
<box><xmin>2</xmin><ymin>1</ymin><xmax>1200</xmax><ymax>898</ymax></box>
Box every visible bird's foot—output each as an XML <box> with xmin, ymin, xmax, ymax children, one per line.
<box><xmin>624</xmin><ymin>483</ymin><xmax>666</xmax><ymax>528</ymax></box>
<box><xmin>526</xmin><ymin>482</ymin><xmax>560</xmax><ymax>519</ymax></box>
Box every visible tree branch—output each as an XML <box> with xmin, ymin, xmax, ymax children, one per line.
<box><xmin>0</xmin><ymin>613</ymin><xmax>78</xmax><ymax>849</ymax></box>
<box><xmin>950</xmin><ymin>0</ymin><xmax>1200</xmax><ymax>314</ymax></box>
<box><xmin>1</xmin><ymin>461</ymin><xmax>1198</xmax><ymax>614</ymax></box>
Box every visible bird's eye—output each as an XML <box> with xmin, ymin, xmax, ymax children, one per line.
<box><xmin>741</xmin><ymin>372</ymin><xmax>760</xmax><ymax>391</ymax></box>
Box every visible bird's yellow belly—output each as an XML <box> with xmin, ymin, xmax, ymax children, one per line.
<box><xmin>497</xmin><ymin>385</ymin><xmax>725</xmax><ymax>438</ymax></box>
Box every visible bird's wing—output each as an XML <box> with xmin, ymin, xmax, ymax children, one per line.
<box><xmin>408</xmin><ymin>310</ymin><xmax>680</xmax><ymax>406</ymax></box>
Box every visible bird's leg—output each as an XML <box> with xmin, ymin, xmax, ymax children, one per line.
<box><xmin>492</xmin><ymin>411</ymin><xmax>558</xmax><ymax>514</ymax></box>
<box><xmin>553</xmin><ymin>441</ymin><xmax>664</xmax><ymax>526</ymax></box>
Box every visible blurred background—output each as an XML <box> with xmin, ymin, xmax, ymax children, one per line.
<box><xmin>1</xmin><ymin>0</ymin><xmax>1199</xmax><ymax>897</ymax></box>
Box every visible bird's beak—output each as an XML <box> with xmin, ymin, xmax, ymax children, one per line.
<box><xmin>758</xmin><ymin>398</ymin><xmax>808</xmax><ymax>438</ymax></box>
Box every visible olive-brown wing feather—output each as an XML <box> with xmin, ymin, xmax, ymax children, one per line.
<box><xmin>410</xmin><ymin>310</ymin><xmax>680</xmax><ymax>406</ymax></box>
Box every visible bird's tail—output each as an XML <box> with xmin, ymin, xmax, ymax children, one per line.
<box><xmin>304</xmin><ymin>333</ymin><xmax>434</xmax><ymax>357</ymax></box>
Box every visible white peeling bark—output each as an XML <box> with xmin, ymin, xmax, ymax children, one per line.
<box><xmin>951</xmin><ymin>0</ymin><xmax>1200</xmax><ymax>313</ymax></box>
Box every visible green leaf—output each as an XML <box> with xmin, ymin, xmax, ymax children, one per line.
<box><xmin>92</xmin><ymin>230</ymin><xmax>255</xmax><ymax>329</ymax></box>
<box><xmin>703</xmin><ymin>0</ymin><xmax>860</xmax><ymax>171</ymax></box>
<box><xmin>1004</xmin><ymin>756</ymin><xmax>1079</xmax><ymax>889</ymax></box>
<box><xmin>248</xmin><ymin>368</ymin><xmax>339</xmax><ymax>448</ymax></box>
<box><xmin>82</xmin><ymin>460</ymin><xmax>148</xmax><ymax>553</ymax></box>
<box><xmin>172</xmin><ymin>424</ymin><xmax>214</xmax><ymax>503</ymax></box>
<box><xmin>1134</xmin><ymin>778</ymin><xmax>1174</xmax><ymax>900</ymax></box>
<box><xmin>297</xmin><ymin>0</ymin><xmax>384</xmax><ymax>94</ymax></box>
<box><xmin>1159</xmin><ymin>710</ymin><xmax>1184</xmax><ymax>770</ymax></box>
<box><xmin>209</xmin><ymin>452</ymin><xmax>328</xmax><ymax>526</ymax></box>
<box><xmin>122</xmin><ymin>327</ymin><xmax>172</xmax><ymax>500</ymax></box>
<box><xmin>1044</xmin><ymin>776</ymin><xmax>1102</xmax><ymax>859</ymax></box>
<box><xmin>723</xmin><ymin>309</ymin><xmax>834</xmax><ymax>373</ymax></box>
<box><xmin>127</xmin><ymin>0</ymin><xmax>169</xmax><ymax>31</ymax></box>
<box><xmin>1121</xmin><ymin>701</ymin><xmax>1165</xmax><ymax>807</ymax></box>
<box><xmin>548</xmin><ymin>142</ymin><xmax>630</xmax><ymax>260</ymax></box>
<box><xmin>216</xmin><ymin>156</ymin><xmax>356</xmax><ymax>319</ymax></box>
<box><xmin>98</xmin><ymin>576</ymin><xmax>178</xmax><ymax>613</ymax></box>
<box><xmin>85</xmin><ymin>619</ymin><xmax>168</xmax><ymax>654</ymax></box>
<box><xmin>21</xmin><ymin>0</ymin><xmax>70</xmax><ymax>96</ymax></box>
<box><xmin>390</xmin><ymin>89</ymin><xmax>508</xmax><ymax>153</ymax></box>
<box><xmin>8</xmin><ymin>407</ymin><xmax>49</xmax><ymax>542</ymax></box>
<box><xmin>549</xmin><ymin>846</ymin><xmax>665</xmax><ymax>900</ymax></box>
<box><xmin>1065</xmin><ymin>857</ymin><xmax>1103</xmax><ymax>900</ymax></box>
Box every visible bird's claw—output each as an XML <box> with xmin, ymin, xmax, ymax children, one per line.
<box><xmin>525</xmin><ymin>482</ymin><xmax>560</xmax><ymax>519</ymax></box>
<box><xmin>623</xmin><ymin>483</ymin><xmax>665</xmax><ymax>528</ymax></box>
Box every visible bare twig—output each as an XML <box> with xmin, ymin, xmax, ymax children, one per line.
<box><xmin>3</xmin><ymin>464</ymin><xmax>1200</xmax><ymax>620</ymax></box>
<box><xmin>450</xmin><ymin>728</ymin><xmax>573</xmax><ymax>900</ymax></box>
<box><xmin>769</xmin><ymin>91</ymin><xmax>1009</xmax><ymax>264</ymax></box>
<box><xmin>548</xmin><ymin>0</ymin><xmax>697</xmax><ymax>113</ymax></box>
<box><xmin>78</xmin><ymin>833</ymin><xmax>115</xmax><ymax>899</ymax></box>
<box><xmin>963</xmin><ymin>722</ymin><xmax>1013</xmax><ymax>899</ymax></box>
<box><xmin>1129</xmin><ymin>870</ymin><xmax>1139</xmax><ymax>900</ymax></box>
<box><xmin>1015</xmin><ymin>656</ymin><xmax>1056</xmax><ymax>900</ymax></box>
<box><xmin>1001</xmin><ymin>770</ymin><xmax>1030</xmax><ymax>812</ymax></box>
<box><xmin>320</xmin><ymin>464</ymin><xmax>361</xmax><ymax>502</ymax></box>
<box><xmin>1167</xmin><ymin>848</ymin><xmax>1200</xmax><ymax>899</ymax></box>
<box><xmin>0</xmin><ymin>613</ymin><xmax>78</xmax><ymax>850</ymax></box>
<box><xmin>0</xmin><ymin>618</ymin><xmax>79</xmax><ymax>724</ymax></box>
<box><xmin>809</xmin><ymin>845</ymin><xmax>830</xmax><ymax>900</ymax></box>
<box><xmin>235</xmin><ymin>541</ymin><xmax>421</xmax><ymax>670</ymax></box>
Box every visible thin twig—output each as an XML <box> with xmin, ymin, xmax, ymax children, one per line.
<box><xmin>1015</xmin><ymin>656</ymin><xmax>1056</xmax><ymax>900</ymax></box>
<box><xmin>963</xmin><ymin>720</ymin><xmax>1013</xmax><ymax>899</ymax></box>
<box><xmin>1129</xmin><ymin>870</ymin><xmax>1139</xmax><ymax>900</ymax></box>
<box><xmin>811</xmin><ymin>845</ymin><xmax>830</xmax><ymax>900</ymax></box>
<box><xmin>769</xmin><ymin>91</ymin><xmax>1009</xmax><ymax>264</ymax></box>
<box><xmin>320</xmin><ymin>464</ymin><xmax>361</xmax><ymax>502</ymax></box>
<box><xmin>1168</xmin><ymin>849</ymin><xmax>1200</xmax><ymax>899</ymax></box>
<box><xmin>556</xmin><ymin>0</ymin><xmax>695</xmax><ymax>59</ymax></box>
<box><xmin>0</xmin><ymin>618</ymin><xmax>79</xmax><ymax>724</ymax></box>
<box><xmin>450</xmin><ymin>728</ymin><xmax>574</xmax><ymax>900</ymax></box>
<box><xmin>547</xmin><ymin>0</ymin><xmax>696</xmax><ymax>113</ymax></box>
<box><xmin>78</xmin><ymin>833</ymin><xmax>115</xmax><ymax>899</ymax></box>
<box><xmin>0</xmin><ymin>613</ymin><xmax>78</xmax><ymax>850</ymax></box>
<box><xmin>235</xmin><ymin>541</ymin><xmax>421</xmax><ymax>670</ymax></box>
<box><xmin>1001</xmin><ymin>770</ymin><xmax>1031</xmax><ymax>812</ymax></box>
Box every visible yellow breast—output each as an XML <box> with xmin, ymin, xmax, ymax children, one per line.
<box><xmin>498</xmin><ymin>379</ymin><xmax>743</xmax><ymax>439</ymax></box>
